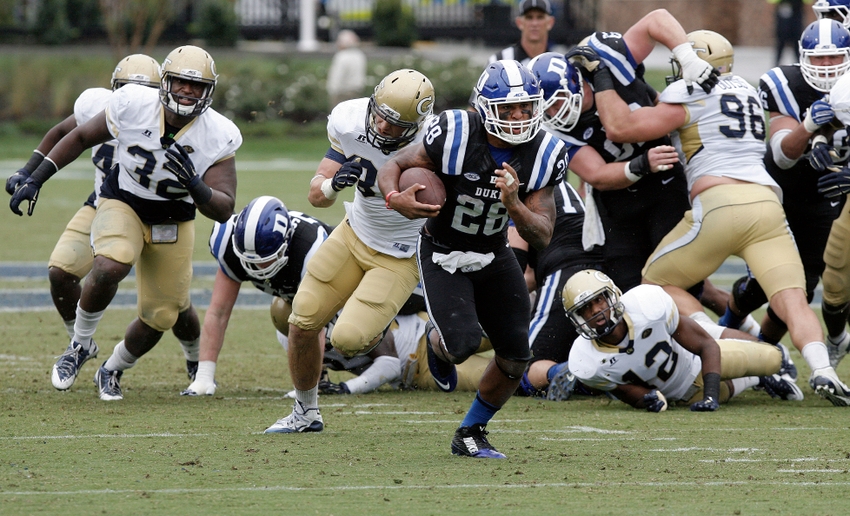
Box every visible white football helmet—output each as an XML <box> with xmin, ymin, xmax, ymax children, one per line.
<box><xmin>111</xmin><ymin>54</ymin><xmax>161</xmax><ymax>90</ymax></box>
<box><xmin>160</xmin><ymin>45</ymin><xmax>218</xmax><ymax>117</ymax></box>
<box><xmin>562</xmin><ymin>269</ymin><xmax>624</xmax><ymax>340</ymax></box>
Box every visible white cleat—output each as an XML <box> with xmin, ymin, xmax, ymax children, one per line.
<box><xmin>809</xmin><ymin>367</ymin><xmax>850</xmax><ymax>407</ymax></box>
<box><xmin>263</xmin><ymin>400</ymin><xmax>324</xmax><ymax>433</ymax></box>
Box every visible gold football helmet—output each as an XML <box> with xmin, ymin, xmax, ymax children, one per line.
<box><xmin>366</xmin><ymin>69</ymin><xmax>435</xmax><ymax>152</ymax></box>
<box><xmin>111</xmin><ymin>54</ymin><xmax>161</xmax><ymax>90</ymax></box>
<box><xmin>160</xmin><ymin>45</ymin><xmax>218</xmax><ymax>117</ymax></box>
<box><xmin>669</xmin><ymin>30</ymin><xmax>734</xmax><ymax>84</ymax></box>
<box><xmin>562</xmin><ymin>269</ymin><xmax>624</xmax><ymax>339</ymax></box>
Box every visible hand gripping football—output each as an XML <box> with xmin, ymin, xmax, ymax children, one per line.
<box><xmin>399</xmin><ymin>167</ymin><xmax>446</xmax><ymax>207</ymax></box>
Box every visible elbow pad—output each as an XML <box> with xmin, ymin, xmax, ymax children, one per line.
<box><xmin>769</xmin><ymin>129</ymin><xmax>798</xmax><ymax>169</ymax></box>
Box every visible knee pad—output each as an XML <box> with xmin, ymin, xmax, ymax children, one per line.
<box><xmin>494</xmin><ymin>355</ymin><xmax>529</xmax><ymax>380</ymax></box>
<box><xmin>141</xmin><ymin>306</ymin><xmax>179</xmax><ymax>333</ymax></box>
<box><xmin>732</xmin><ymin>275</ymin><xmax>768</xmax><ymax>314</ymax></box>
<box><xmin>330</xmin><ymin>321</ymin><xmax>388</xmax><ymax>357</ymax></box>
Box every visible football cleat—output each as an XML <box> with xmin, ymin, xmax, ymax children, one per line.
<box><xmin>546</xmin><ymin>364</ymin><xmax>577</xmax><ymax>401</ymax></box>
<box><xmin>756</xmin><ymin>374</ymin><xmax>804</xmax><ymax>401</ymax></box>
<box><xmin>186</xmin><ymin>360</ymin><xmax>198</xmax><ymax>381</ymax></box>
<box><xmin>775</xmin><ymin>343</ymin><xmax>798</xmax><ymax>381</ymax></box>
<box><xmin>827</xmin><ymin>332</ymin><xmax>850</xmax><ymax>369</ymax></box>
<box><xmin>809</xmin><ymin>367</ymin><xmax>850</xmax><ymax>407</ymax></box>
<box><xmin>94</xmin><ymin>363</ymin><xmax>124</xmax><ymax>401</ymax></box>
<box><xmin>51</xmin><ymin>340</ymin><xmax>99</xmax><ymax>390</ymax></box>
<box><xmin>263</xmin><ymin>400</ymin><xmax>324</xmax><ymax>433</ymax></box>
<box><xmin>451</xmin><ymin>424</ymin><xmax>507</xmax><ymax>459</ymax></box>
<box><xmin>318</xmin><ymin>369</ymin><xmax>349</xmax><ymax>395</ymax></box>
<box><xmin>424</xmin><ymin>321</ymin><xmax>456</xmax><ymax>392</ymax></box>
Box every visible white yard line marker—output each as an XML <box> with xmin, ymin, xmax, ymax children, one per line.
<box><xmin>8</xmin><ymin>480</ymin><xmax>850</xmax><ymax>497</ymax></box>
<box><xmin>1</xmin><ymin>433</ymin><xmax>208</xmax><ymax>440</ymax></box>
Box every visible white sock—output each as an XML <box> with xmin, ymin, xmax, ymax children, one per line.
<box><xmin>827</xmin><ymin>331</ymin><xmax>848</xmax><ymax>346</ymax></box>
<box><xmin>801</xmin><ymin>341</ymin><xmax>831</xmax><ymax>372</ymax></box>
<box><xmin>196</xmin><ymin>360</ymin><xmax>216</xmax><ymax>383</ymax></box>
<box><xmin>739</xmin><ymin>315</ymin><xmax>762</xmax><ymax>338</ymax></box>
<box><xmin>104</xmin><ymin>340</ymin><xmax>138</xmax><ymax>372</ymax></box>
<box><xmin>731</xmin><ymin>376</ymin><xmax>760</xmax><ymax>398</ymax></box>
<box><xmin>344</xmin><ymin>355</ymin><xmax>401</xmax><ymax>394</ymax></box>
<box><xmin>179</xmin><ymin>337</ymin><xmax>200</xmax><ymax>362</ymax></box>
<box><xmin>73</xmin><ymin>304</ymin><xmax>105</xmax><ymax>351</ymax></box>
<box><xmin>63</xmin><ymin>319</ymin><xmax>75</xmax><ymax>339</ymax></box>
<box><xmin>295</xmin><ymin>385</ymin><xmax>319</xmax><ymax>408</ymax></box>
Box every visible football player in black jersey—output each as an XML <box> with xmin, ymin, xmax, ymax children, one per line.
<box><xmin>379</xmin><ymin>59</ymin><xmax>567</xmax><ymax>458</ymax></box>
<box><xmin>717</xmin><ymin>20</ymin><xmax>850</xmax><ymax>362</ymax></box>
<box><xmin>559</xmin><ymin>10</ymin><xmax>719</xmax><ymax>297</ymax></box>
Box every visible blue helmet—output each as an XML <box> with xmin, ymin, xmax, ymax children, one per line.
<box><xmin>232</xmin><ymin>196</ymin><xmax>294</xmax><ymax>280</ymax></box>
<box><xmin>474</xmin><ymin>59</ymin><xmax>543</xmax><ymax>144</ymax></box>
<box><xmin>799</xmin><ymin>19</ymin><xmax>850</xmax><ymax>92</ymax></box>
<box><xmin>528</xmin><ymin>52</ymin><xmax>583</xmax><ymax>132</ymax></box>
<box><xmin>814</xmin><ymin>0</ymin><xmax>850</xmax><ymax>29</ymax></box>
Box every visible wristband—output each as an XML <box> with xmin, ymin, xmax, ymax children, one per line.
<box><xmin>385</xmin><ymin>190</ymin><xmax>399</xmax><ymax>209</ymax></box>
<box><xmin>24</xmin><ymin>150</ymin><xmax>45</xmax><ymax>173</ymax></box>
<box><xmin>803</xmin><ymin>111</ymin><xmax>820</xmax><ymax>133</ymax></box>
<box><xmin>29</xmin><ymin>157</ymin><xmax>59</xmax><ymax>185</ymax></box>
<box><xmin>812</xmin><ymin>134</ymin><xmax>829</xmax><ymax>147</ymax></box>
<box><xmin>186</xmin><ymin>175</ymin><xmax>213</xmax><ymax>205</ymax></box>
<box><xmin>624</xmin><ymin>162</ymin><xmax>641</xmax><ymax>183</ymax></box>
<box><xmin>320</xmin><ymin>178</ymin><xmax>339</xmax><ymax>200</ymax></box>
<box><xmin>702</xmin><ymin>372</ymin><xmax>721</xmax><ymax>402</ymax></box>
<box><xmin>591</xmin><ymin>67</ymin><xmax>615</xmax><ymax>92</ymax></box>
<box><xmin>623</xmin><ymin>153</ymin><xmax>651</xmax><ymax>183</ymax></box>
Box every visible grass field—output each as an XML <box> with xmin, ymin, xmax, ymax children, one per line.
<box><xmin>3</xmin><ymin>308</ymin><xmax>850</xmax><ymax>514</ymax></box>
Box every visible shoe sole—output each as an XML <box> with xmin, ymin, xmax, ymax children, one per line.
<box><xmin>263</xmin><ymin>421</ymin><xmax>324</xmax><ymax>434</ymax></box>
<box><xmin>451</xmin><ymin>445</ymin><xmax>506</xmax><ymax>459</ymax></box>
<box><xmin>815</xmin><ymin>385</ymin><xmax>850</xmax><ymax>407</ymax></box>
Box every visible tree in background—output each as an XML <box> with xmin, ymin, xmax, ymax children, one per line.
<box><xmin>98</xmin><ymin>0</ymin><xmax>182</xmax><ymax>58</ymax></box>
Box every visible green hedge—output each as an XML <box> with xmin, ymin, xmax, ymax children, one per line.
<box><xmin>0</xmin><ymin>50</ymin><xmax>482</xmax><ymax>134</ymax></box>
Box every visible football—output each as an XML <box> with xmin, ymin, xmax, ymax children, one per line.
<box><xmin>398</xmin><ymin>167</ymin><xmax>446</xmax><ymax>207</ymax></box>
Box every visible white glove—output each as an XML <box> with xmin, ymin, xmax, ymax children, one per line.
<box><xmin>180</xmin><ymin>360</ymin><xmax>217</xmax><ymax>396</ymax></box>
<box><xmin>673</xmin><ymin>42</ymin><xmax>718</xmax><ymax>94</ymax></box>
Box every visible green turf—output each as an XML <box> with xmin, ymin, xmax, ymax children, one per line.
<box><xmin>2</xmin><ymin>309</ymin><xmax>850</xmax><ymax>514</ymax></box>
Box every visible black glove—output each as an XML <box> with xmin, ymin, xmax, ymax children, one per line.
<box><xmin>564</xmin><ymin>46</ymin><xmax>614</xmax><ymax>92</ymax></box>
<box><xmin>643</xmin><ymin>389</ymin><xmax>667</xmax><ymax>412</ymax></box>
<box><xmin>163</xmin><ymin>142</ymin><xmax>212</xmax><ymax>205</ymax></box>
<box><xmin>6</xmin><ymin>150</ymin><xmax>46</xmax><ymax>195</ymax></box>
<box><xmin>690</xmin><ymin>396</ymin><xmax>719</xmax><ymax>412</ymax></box>
<box><xmin>163</xmin><ymin>142</ymin><xmax>198</xmax><ymax>187</ymax></box>
<box><xmin>9</xmin><ymin>177</ymin><xmax>41</xmax><ymax>216</ymax></box>
<box><xmin>809</xmin><ymin>140</ymin><xmax>836</xmax><ymax>172</ymax></box>
<box><xmin>818</xmin><ymin>165</ymin><xmax>850</xmax><ymax>198</ymax></box>
<box><xmin>332</xmin><ymin>159</ymin><xmax>363</xmax><ymax>192</ymax></box>
<box><xmin>6</xmin><ymin>169</ymin><xmax>30</xmax><ymax>195</ymax></box>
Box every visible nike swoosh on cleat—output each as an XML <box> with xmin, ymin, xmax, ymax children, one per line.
<box><xmin>662</xmin><ymin>177</ymin><xmax>674</xmax><ymax>185</ymax></box>
<box><xmin>433</xmin><ymin>376</ymin><xmax>452</xmax><ymax>391</ymax></box>
<box><xmin>832</xmin><ymin>201</ymin><xmax>840</xmax><ymax>207</ymax></box>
